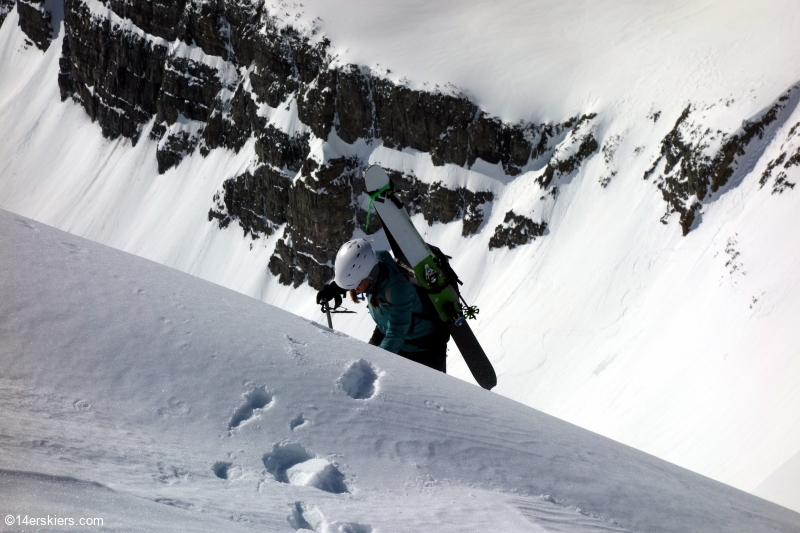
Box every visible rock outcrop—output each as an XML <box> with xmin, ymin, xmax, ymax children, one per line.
<box><xmin>16</xmin><ymin>0</ymin><xmax>53</xmax><ymax>50</ymax></box>
<box><xmin>0</xmin><ymin>0</ymin><xmax>14</xmax><ymax>29</ymax></box>
<box><xmin>645</xmin><ymin>86</ymin><xmax>800</xmax><ymax>234</ymax></box>
<box><xmin>489</xmin><ymin>211</ymin><xmax>547</xmax><ymax>250</ymax></box>
<box><xmin>537</xmin><ymin>114</ymin><xmax>599</xmax><ymax>189</ymax></box>
<box><xmin>759</xmin><ymin>120</ymin><xmax>800</xmax><ymax>195</ymax></box>
<box><xmin>389</xmin><ymin>171</ymin><xmax>495</xmax><ymax>236</ymax></box>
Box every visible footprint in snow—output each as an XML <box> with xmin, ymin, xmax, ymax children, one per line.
<box><xmin>154</xmin><ymin>462</ymin><xmax>189</xmax><ymax>484</ymax></box>
<box><xmin>338</xmin><ymin>360</ymin><xmax>382</xmax><ymax>400</ymax></box>
<box><xmin>288</xmin><ymin>501</ymin><xmax>371</xmax><ymax>532</ymax></box>
<box><xmin>211</xmin><ymin>461</ymin><xmax>243</xmax><ymax>480</ymax></box>
<box><xmin>285</xmin><ymin>335</ymin><xmax>307</xmax><ymax>346</ymax></box>
<box><xmin>228</xmin><ymin>385</ymin><xmax>273</xmax><ymax>430</ymax></box>
<box><xmin>285</xmin><ymin>335</ymin><xmax>309</xmax><ymax>366</ymax></box>
<box><xmin>290</xmin><ymin>413</ymin><xmax>310</xmax><ymax>431</ymax></box>
<box><xmin>263</xmin><ymin>443</ymin><xmax>348</xmax><ymax>494</ymax></box>
<box><xmin>72</xmin><ymin>399</ymin><xmax>92</xmax><ymax>412</ymax></box>
<box><xmin>212</xmin><ymin>461</ymin><xmax>231</xmax><ymax>479</ymax></box>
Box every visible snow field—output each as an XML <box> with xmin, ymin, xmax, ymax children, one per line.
<box><xmin>1</xmin><ymin>209</ymin><xmax>799</xmax><ymax>532</ymax></box>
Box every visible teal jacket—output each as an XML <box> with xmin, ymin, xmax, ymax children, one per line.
<box><xmin>368</xmin><ymin>251</ymin><xmax>440</xmax><ymax>353</ymax></box>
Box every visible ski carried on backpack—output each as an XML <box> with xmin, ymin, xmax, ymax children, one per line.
<box><xmin>364</xmin><ymin>165</ymin><xmax>497</xmax><ymax>390</ymax></box>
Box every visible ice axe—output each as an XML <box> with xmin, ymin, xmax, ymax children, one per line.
<box><xmin>322</xmin><ymin>300</ymin><xmax>333</xmax><ymax>328</ymax></box>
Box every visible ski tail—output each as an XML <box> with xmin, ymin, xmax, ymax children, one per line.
<box><xmin>448</xmin><ymin>322</ymin><xmax>497</xmax><ymax>389</ymax></box>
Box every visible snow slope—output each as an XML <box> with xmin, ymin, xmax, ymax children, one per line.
<box><xmin>1</xmin><ymin>208</ymin><xmax>799</xmax><ymax>533</ymax></box>
<box><xmin>285</xmin><ymin>0</ymin><xmax>800</xmax><ymax>122</ymax></box>
<box><xmin>1</xmin><ymin>0</ymin><xmax>800</xmax><ymax>514</ymax></box>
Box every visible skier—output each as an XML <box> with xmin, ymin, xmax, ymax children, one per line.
<box><xmin>316</xmin><ymin>239</ymin><xmax>451</xmax><ymax>373</ymax></box>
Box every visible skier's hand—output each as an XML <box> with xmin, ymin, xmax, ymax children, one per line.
<box><xmin>316</xmin><ymin>283</ymin><xmax>345</xmax><ymax>308</ymax></box>
<box><xmin>368</xmin><ymin>327</ymin><xmax>386</xmax><ymax>346</ymax></box>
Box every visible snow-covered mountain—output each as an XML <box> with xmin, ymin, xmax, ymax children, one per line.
<box><xmin>2</xmin><ymin>209</ymin><xmax>800</xmax><ymax>532</ymax></box>
<box><xmin>1</xmin><ymin>0</ymin><xmax>800</xmax><ymax>515</ymax></box>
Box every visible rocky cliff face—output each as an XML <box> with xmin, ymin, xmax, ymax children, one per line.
<box><xmin>12</xmin><ymin>0</ymin><xmax>797</xmax><ymax>289</ymax></box>
<box><xmin>0</xmin><ymin>0</ymin><xmax>15</xmax><ymax>29</ymax></box>
<box><xmin>50</xmin><ymin>0</ymin><xmax>591</xmax><ymax>289</ymax></box>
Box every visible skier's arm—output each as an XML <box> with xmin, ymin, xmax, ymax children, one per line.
<box><xmin>380</xmin><ymin>284</ymin><xmax>415</xmax><ymax>353</ymax></box>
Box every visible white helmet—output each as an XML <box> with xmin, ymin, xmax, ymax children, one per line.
<box><xmin>334</xmin><ymin>239</ymin><xmax>379</xmax><ymax>289</ymax></box>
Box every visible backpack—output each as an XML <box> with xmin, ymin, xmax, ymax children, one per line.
<box><xmin>391</xmin><ymin>244</ymin><xmax>462</xmax><ymax>327</ymax></box>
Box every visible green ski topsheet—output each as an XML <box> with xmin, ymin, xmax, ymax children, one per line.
<box><xmin>365</xmin><ymin>165</ymin><xmax>461</xmax><ymax>322</ymax></box>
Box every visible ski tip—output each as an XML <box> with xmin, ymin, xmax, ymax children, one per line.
<box><xmin>364</xmin><ymin>164</ymin><xmax>390</xmax><ymax>193</ymax></box>
<box><xmin>479</xmin><ymin>375</ymin><xmax>497</xmax><ymax>390</ymax></box>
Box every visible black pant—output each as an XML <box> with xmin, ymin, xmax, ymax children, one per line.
<box><xmin>369</xmin><ymin>327</ymin><xmax>449</xmax><ymax>373</ymax></box>
<box><xmin>398</xmin><ymin>345</ymin><xmax>447</xmax><ymax>373</ymax></box>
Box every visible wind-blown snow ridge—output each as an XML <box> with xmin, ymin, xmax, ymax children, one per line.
<box><xmin>1</xmin><ymin>209</ymin><xmax>799</xmax><ymax>532</ymax></box>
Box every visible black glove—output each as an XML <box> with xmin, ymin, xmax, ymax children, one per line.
<box><xmin>316</xmin><ymin>282</ymin><xmax>346</xmax><ymax>308</ymax></box>
<box><xmin>368</xmin><ymin>326</ymin><xmax>386</xmax><ymax>346</ymax></box>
